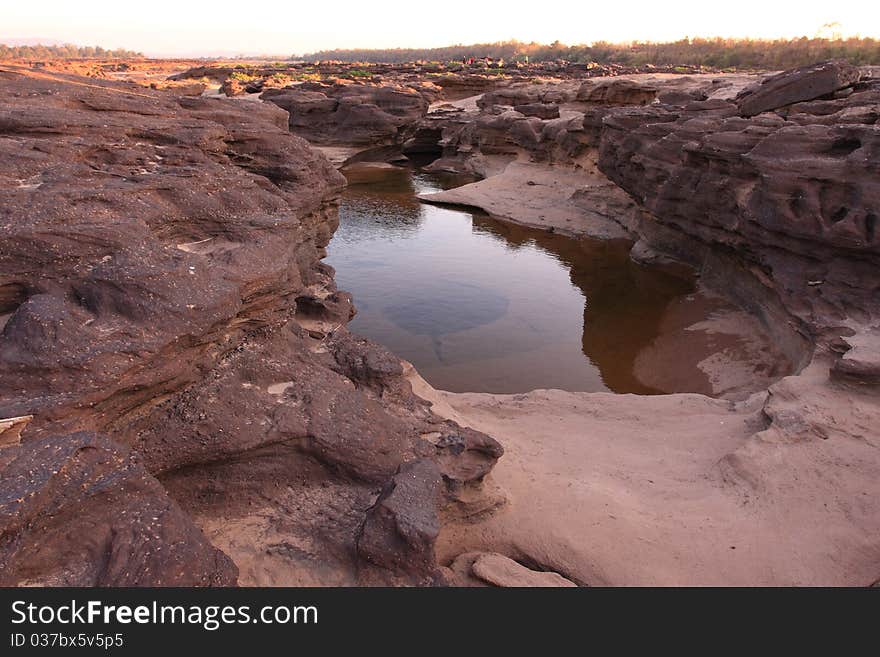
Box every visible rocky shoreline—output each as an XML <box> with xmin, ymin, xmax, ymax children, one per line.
<box><xmin>411</xmin><ymin>61</ymin><xmax>880</xmax><ymax>584</ymax></box>
<box><xmin>0</xmin><ymin>65</ymin><xmax>501</xmax><ymax>586</ymax></box>
<box><xmin>1</xmin><ymin>59</ymin><xmax>878</xmax><ymax>586</ymax></box>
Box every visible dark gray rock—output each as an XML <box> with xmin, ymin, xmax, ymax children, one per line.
<box><xmin>357</xmin><ymin>459</ymin><xmax>444</xmax><ymax>580</ymax></box>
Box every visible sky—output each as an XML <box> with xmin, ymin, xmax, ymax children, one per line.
<box><xmin>3</xmin><ymin>0</ymin><xmax>879</xmax><ymax>57</ymax></box>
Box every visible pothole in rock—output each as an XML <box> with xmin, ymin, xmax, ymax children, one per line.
<box><xmin>326</xmin><ymin>163</ymin><xmax>796</xmax><ymax>398</ymax></box>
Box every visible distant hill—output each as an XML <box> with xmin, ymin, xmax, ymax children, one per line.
<box><xmin>303</xmin><ymin>37</ymin><xmax>880</xmax><ymax>69</ymax></box>
<box><xmin>0</xmin><ymin>42</ymin><xmax>143</xmax><ymax>59</ymax></box>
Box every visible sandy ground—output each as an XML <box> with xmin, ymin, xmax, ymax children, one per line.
<box><xmin>409</xmin><ymin>357</ymin><xmax>880</xmax><ymax>586</ymax></box>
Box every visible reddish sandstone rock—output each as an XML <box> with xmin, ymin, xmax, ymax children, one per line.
<box><xmin>0</xmin><ymin>432</ymin><xmax>237</xmax><ymax>586</ymax></box>
<box><xmin>736</xmin><ymin>60</ymin><xmax>862</xmax><ymax>117</ymax></box>
<box><xmin>0</xmin><ymin>68</ymin><xmax>345</xmax><ymax>433</ymax></box>
<box><xmin>471</xmin><ymin>553</ymin><xmax>577</xmax><ymax>587</ymax></box>
<box><xmin>0</xmin><ymin>66</ymin><xmax>504</xmax><ymax>586</ymax></box>
<box><xmin>577</xmin><ymin>78</ymin><xmax>659</xmax><ymax>105</ymax></box>
<box><xmin>514</xmin><ymin>102</ymin><xmax>561</xmax><ymax>119</ymax></box>
<box><xmin>597</xmin><ymin>78</ymin><xmax>880</xmax><ymax>341</ymax></box>
<box><xmin>262</xmin><ymin>82</ymin><xmax>430</xmax><ymax>145</ymax></box>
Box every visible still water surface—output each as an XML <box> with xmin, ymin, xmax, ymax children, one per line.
<box><xmin>326</xmin><ymin>164</ymin><xmax>698</xmax><ymax>394</ymax></box>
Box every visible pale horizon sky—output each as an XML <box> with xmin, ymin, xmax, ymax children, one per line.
<box><xmin>4</xmin><ymin>1</ymin><xmax>879</xmax><ymax>57</ymax></box>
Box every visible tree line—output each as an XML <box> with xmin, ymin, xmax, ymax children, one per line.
<box><xmin>0</xmin><ymin>43</ymin><xmax>144</xmax><ymax>60</ymax></box>
<box><xmin>302</xmin><ymin>37</ymin><xmax>880</xmax><ymax>69</ymax></box>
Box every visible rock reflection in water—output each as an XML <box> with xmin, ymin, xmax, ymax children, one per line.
<box><xmin>327</xmin><ymin>164</ymin><xmax>709</xmax><ymax>394</ymax></box>
<box><xmin>471</xmin><ymin>217</ymin><xmax>694</xmax><ymax>394</ymax></box>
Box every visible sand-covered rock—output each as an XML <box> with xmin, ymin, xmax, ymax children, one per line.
<box><xmin>471</xmin><ymin>553</ymin><xmax>577</xmax><ymax>587</ymax></box>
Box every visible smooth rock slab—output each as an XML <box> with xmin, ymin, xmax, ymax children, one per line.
<box><xmin>471</xmin><ymin>553</ymin><xmax>577</xmax><ymax>587</ymax></box>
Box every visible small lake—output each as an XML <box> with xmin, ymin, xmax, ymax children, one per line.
<box><xmin>326</xmin><ymin>164</ymin><xmax>744</xmax><ymax>394</ymax></box>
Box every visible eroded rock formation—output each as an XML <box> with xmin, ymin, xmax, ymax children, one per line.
<box><xmin>2</xmin><ymin>56</ymin><xmax>878</xmax><ymax>587</ymax></box>
<box><xmin>0</xmin><ymin>65</ymin><xmax>501</xmax><ymax>586</ymax></box>
<box><xmin>597</xmin><ymin>63</ymin><xmax>879</xmax><ymax>355</ymax></box>
<box><xmin>416</xmin><ymin>63</ymin><xmax>878</xmax><ymax>369</ymax></box>
<box><xmin>413</xmin><ymin>62</ymin><xmax>880</xmax><ymax>585</ymax></box>
<box><xmin>261</xmin><ymin>81</ymin><xmax>434</xmax><ymax>146</ymax></box>
<box><xmin>0</xmin><ymin>432</ymin><xmax>236</xmax><ymax>586</ymax></box>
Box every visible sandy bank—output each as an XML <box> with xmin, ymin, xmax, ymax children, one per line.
<box><xmin>409</xmin><ymin>359</ymin><xmax>880</xmax><ymax>586</ymax></box>
<box><xmin>419</xmin><ymin>160</ymin><xmax>633</xmax><ymax>240</ymax></box>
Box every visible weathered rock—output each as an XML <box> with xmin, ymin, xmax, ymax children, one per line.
<box><xmin>428</xmin><ymin>424</ymin><xmax>504</xmax><ymax>486</ymax></box>
<box><xmin>221</xmin><ymin>76</ymin><xmax>253</xmax><ymax>96</ymax></box>
<box><xmin>357</xmin><ymin>459</ymin><xmax>444</xmax><ymax>581</ymax></box>
<box><xmin>657</xmin><ymin>88</ymin><xmax>709</xmax><ymax>105</ymax></box>
<box><xmin>0</xmin><ymin>68</ymin><xmax>345</xmax><ymax>434</ymax></box>
<box><xmin>471</xmin><ymin>553</ymin><xmax>577</xmax><ymax>587</ymax></box>
<box><xmin>736</xmin><ymin>60</ymin><xmax>862</xmax><ymax>117</ymax></box>
<box><xmin>401</xmin><ymin>125</ymin><xmax>445</xmax><ymax>156</ymax></box>
<box><xmin>440</xmin><ymin>552</ymin><xmax>489</xmax><ymax>587</ymax></box>
<box><xmin>0</xmin><ymin>432</ymin><xmax>237</xmax><ymax>586</ymax></box>
<box><xmin>0</xmin><ymin>415</ymin><xmax>31</xmax><ymax>448</ymax></box>
<box><xmin>577</xmin><ymin>78</ymin><xmax>659</xmax><ymax>105</ymax></box>
<box><xmin>597</xmin><ymin>72</ymin><xmax>880</xmax><ymax>350</ymax></box>
<box><xmin>0</xmin><ymin>66</ymin><xmax>505</xmax><ymax>586</ymax></box>
<box><xmin>832</xmin><ymin>329</ymin><xmax>880</xmax><ymax>386</ymax></box>
<box><xmin>149</xmin><ymin>80</ymin><xmax>208</xmax><ymax>96</ymax></box>
<box><xmin>433</xmin><ymin>74</ymin><xmax>506</xmax><ymax>100</ymax></box>
<box><xmin>169</xmin><ymin>65</ymin><xmax>235</xmax><ymax>83</ymax></box>
<box><xmin>477</xmin><ymin>84</ymin><xmax>576</xmax><ymax>111</ymax></box>
<box><xmin>262</xmin><ymin>82</ymin><xmax>429</xmax><ymax>145</ymax></box>
<box><xmin>515</xmin><ymin>102</ymin><xmax>560</xmax><ymax>119</ymax></box>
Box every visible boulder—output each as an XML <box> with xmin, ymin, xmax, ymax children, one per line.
<box><xmin>832</xmin><ymin>329</ymin><xmax>880</xmax><ymax>386</ymax></box>
<box><xmin>357</xmin><ymin>459</ymin><xmax>444</xmax><ymax>580</ymax></box>
<box><xmin>219</xmin><ymin>77</ymin><xmax>248</xmax><ymax>96</ymax></box>
<box><xmin>736</xmin><ymin>60</ymin><xmax>862</xmax><ymax>117</ymax></box>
